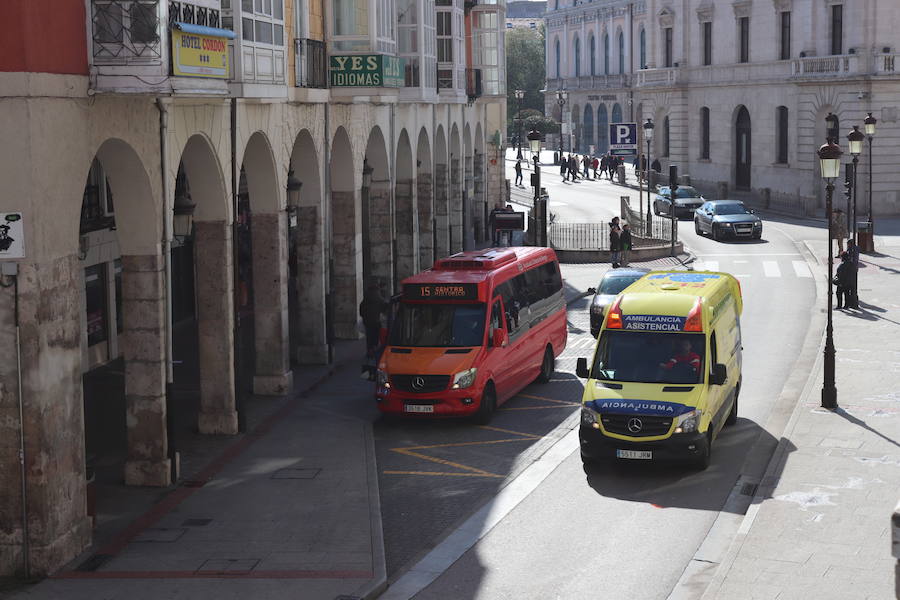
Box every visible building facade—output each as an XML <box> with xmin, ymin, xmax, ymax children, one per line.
<box><xmin>545</xmin><ymin>0</ymin><xmax>900</xmax><ymax>216</ymax></box>
<box><xmin>506</xmin><ymin>0</ymin><xmax>546</xmax><ymax>29</ymax></box>
<box><xmin>0</xmin><ymin>0</ymin><xmax>506</xmax><ymax>577</ymax></box>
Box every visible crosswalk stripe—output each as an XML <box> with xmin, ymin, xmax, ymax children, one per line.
<box><xmin>698</xmin><ymin>260</ymin><xmax>719</xmax><ymax>272</ymax></box>
<box><xmin>792</xmin><ymin>261</ymin><xmax>812</xmax><ymax>278</ymax></box>
<box><xmin>763</xmin><ymin>261</ymin><xmax>781</xmax><ymax>277</ymax></box>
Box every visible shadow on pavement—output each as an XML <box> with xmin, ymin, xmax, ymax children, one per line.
<box><xmin>834</xmin><ymin>407</ymin><xmax>900</xmax><ymax>450</ymax></box>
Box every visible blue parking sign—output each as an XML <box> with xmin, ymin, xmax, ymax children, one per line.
<box><xmin>609</xmin><ymin>122</ymin><xmax>637</xmax><ymax>151</ymax></box>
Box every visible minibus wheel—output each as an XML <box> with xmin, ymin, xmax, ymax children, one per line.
<box><xmin>536</xmin><ymin>346</ymin><xmax>555</xmax><ymax>383</ymax></box>
<box><xmin>472</xmin><ymin>384</ymin><xmax>496</xmax><ymax>425</ymax></box>
<box><xmin>694</xmin><ymin>430</ymin><xmax>712</xmax><ymax>470</ymax></box>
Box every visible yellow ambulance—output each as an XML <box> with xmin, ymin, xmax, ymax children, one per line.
<box><xmin>575</xmin><ymin>270</ymin><xmax>743</xmax><ymax>469</ymax></box>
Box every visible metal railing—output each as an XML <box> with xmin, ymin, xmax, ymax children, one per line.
<box><xmin>92</xmin><ymin>0</ymin><xmax>162</xmax><ymax>64</ymax></box>
<box><xmin>295</xmin><ymin>38</ymin><xmax>327</xmax><ymax>88</ymax></box>
<box><xmin>549</xmin><ymin>223</ymin><xmax>610</xmax><ymax>250</ymax></box>
<box><xmin>622</xmin><ymin>196</ymin><xmax>678</xmax><ymax>244</ymax></box>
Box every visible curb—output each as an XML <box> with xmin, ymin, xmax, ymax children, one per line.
<box><xmin>667</xmin><ymin>238</ymin><xmax>828</xmax><ymax>600</ymax></box>
<box><xmin>357</xmin><ymin>423</ymin><xmax>388</xmax><ymax>600</ymax></box>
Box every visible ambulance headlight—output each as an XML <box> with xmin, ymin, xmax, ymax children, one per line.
<box><xmin>674</xmin><ymin>409</ymin><xmax>702</xmax><ymax>434</ymax></box>
<box><xmin>451</xmin><ymin>368</ymin><xmax>477</xmax><ymax>389</ymax></box>
<box><xmin>581</xmin><ymin>406</ymin><xmax>599</xmax><ymax>426</ymax></box>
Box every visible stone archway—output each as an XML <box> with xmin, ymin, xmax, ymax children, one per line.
<box><xmin>434</xmin><ymin>125</ymin><xmax>449</xmax><ymax>259</ymax></box>
<box><xmin>450</xmin><ymin>123</ymin><xmax>462</xmax><ymax>253</ymax></box>
<box><xmin>474</xmin><ymin>122</ymin><xmax>486</xmax><ymax>243</ymax></box>
<box><xmin>395</xmin><ymin>129</ymin><xmax>416</xmax><ymax>283</ymax></box>
<box><xmin>329</xmin><ymin>127</ymin><xmax>360</xmax><ymax>340</ymax></box>
<box><xmin>463</xmin><ymin>123</ymin><xmax>474</xmax><ymax>250</ymax></box>
<box><xmin>363</xmin><ymin>126</ymin><xmax>393</xmax><ymax>291</ymax></box>
<box><xmin>288</xmin><ymin>129</ymin><xmax>327</xmax><ymax>364</ymax></box>
<box><xmin>416</xmin><ymin>128</ymin><xmax>434</xmax><ymax>269</ymax></box>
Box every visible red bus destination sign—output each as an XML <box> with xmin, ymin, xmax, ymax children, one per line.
<box><xmin>403</xmin><ymin>283</ymin><xmax>479</xmax><ymax>300</ymax></box>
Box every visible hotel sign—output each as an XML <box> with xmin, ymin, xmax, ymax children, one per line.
<box><xmin>330</xmin><ymin>55</ymin><xmax>405</xmax><ymax>88</ymax></box>
<box><xmin>171</xmin><ymin>28</ymin><xmax>230</xmax><ymax>79</ymax></box>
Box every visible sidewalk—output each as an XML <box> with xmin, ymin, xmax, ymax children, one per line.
<box><xmin>703</xmin><ymin>229</ymin><xmax>900</xmax><ymax>600</ymax></box>
<box><xmin>8</xmin><ymin>340</ymin><xmax>386</xmax><ymax>600</ymax></box>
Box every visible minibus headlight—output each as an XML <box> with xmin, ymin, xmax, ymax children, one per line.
<box><xmin>674</xmin><ymin>409</ymin><xmax>702</xmax><ymax>433</ymax></box>
<box><xmin>451</xmin><ymin>368</ymin><xmax>477</xmax><ymax>389</ymax></box>
<box><xmin>581</xmin><ymin>406</ymin><xmax>599</xmax><ymax>426</ymax></box>
<box><xmin>377</xmin><ymin>369</ymin><xmax>390</xmax><ymax>387</ymax></box>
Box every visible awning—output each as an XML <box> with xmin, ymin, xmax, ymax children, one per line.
<box><xmin>172</xmin><ymin>21</ymin><xmax>236</xmax><ymax>39</ymax></box>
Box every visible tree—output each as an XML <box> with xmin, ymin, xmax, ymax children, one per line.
<box><xmin>506</xmin><ymin>26</ymin><xmax>546</xmax><ymax>130</ymax></box>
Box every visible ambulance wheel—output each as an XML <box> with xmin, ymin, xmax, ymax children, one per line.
<box><xmin>536</xmin><ymin>346</ymin><xmax>555</xmax><ymax>383</ymax></box>
<box><xmin>693</xmin><ymin>431</ymin><xmax>712</xmax><ymax>470</ymax></box>
<box><xmin>472</xmin><ymin>384</ymin><xmax>496</xmax><ymax>425</ymax></box>
<box><xmin>726</xmin><ymin>387</ymin><xmax>739</xmax><ymax>427</ymax></box>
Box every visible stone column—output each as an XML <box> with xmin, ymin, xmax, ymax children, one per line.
<box><xmin>294</xmin><ymin>203</ymin><xmax>329</xmax><ymax>364</ymax></box>
<box><xmin>450</xmin><ymin>156</ymin><xmax>462</xmax><ymax>253</ymax></box>
<box><xmin>331</xmin><ymin>190</ymin><xmax>362</xmax><ymax>340</ymax></box>
<box><xmin>434</xmin><ymin>164</ymin><xmax>450</xmax><ymax>259</ymax></box>
<box><xmin>0</xmin><ymin>255</ymin><xmax>90</xmax><ymax>576</ymax></box>
<box><xmin>368</xmin><ymin>182</ymin><xmax>394</xmax><ymax>290</ymax></box>
<box><xmin>193</xmin><ymin>221</ymin><xmax>238</xmax><ymax>435</ymax></box>
<box><xmin>120</xmin><ymin>254</ymin><xmax>171</xmax><ymax>487</ymax></box>
<box><xmin>417</xmin><ymin>172</ymin><xmax>434</xmax><ymax>269</ymax></box>
<box><xmin>463</xmin><ymin>156</ymin><xmax>475</xmax><ymax>250</ymax></box>
<box><xmin>395</xmin><ymin>178</ymin><xmax>417</xmax><ymax>281</ymax></box>
<box><xmin>473</xmin><ymin>153</ymin><xmax>486</xmax><ymax>243</ymax></box>
<box><xmin>250</xmin><ymin>213</ymin><xmax>293</xmax><ymax>395</ymax></box>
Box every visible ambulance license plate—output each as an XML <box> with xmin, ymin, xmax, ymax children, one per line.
<box><xmin>405</xmin><ymin>404</ymin><xmax>434</xmax><ymax>413</ymax></box>
<box><xmin>616</xmin><ymin>450</ymin><xmax>652</xmax><ymax>460</ymax></box>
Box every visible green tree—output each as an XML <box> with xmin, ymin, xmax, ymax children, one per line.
<box><xmin>506</xmin><ymin>26</ymin><xmax>546</xmax><ymax>123</ymax></box>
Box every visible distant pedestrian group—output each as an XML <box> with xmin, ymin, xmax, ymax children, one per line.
<box><xmin>607</xmin><ymin>217</ymin><xmax>632</xmax><ymax>268</ymax></box>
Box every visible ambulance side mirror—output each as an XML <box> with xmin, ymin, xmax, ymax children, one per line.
<box><xmin>576</xmin><ymin>358</ymin><xmax>590</xmax><ymax>379</ymax></box>
<box><xmin>711</xmin><ymin>364</ymin><xmax>727</xmax><ymax>386</ymax></box>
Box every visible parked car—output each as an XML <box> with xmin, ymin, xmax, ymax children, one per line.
<box><xmin>588</xmin><ymin>267</ymin><xmax>651</xmax><ymax>337</ymax></box>
<box><xmin>694</xmin><ymin>200</ymin><xmax>763</xmax><ymax>241</ymax></box>
<box><xmin>653</xmin><ymin>186</ymin><xmax>705</xmax><ymax>219</ymax></box>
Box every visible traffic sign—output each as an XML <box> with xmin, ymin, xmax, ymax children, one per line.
<box><xmin>609</xmin><ymin>122</ymin><xmax>637</xmax><ymax>152</ymax></box>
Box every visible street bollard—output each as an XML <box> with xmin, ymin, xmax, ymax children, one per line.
<box><xmin>617</xmin><ymin>164</ymin><xmax>626</xmax><ymax>185</ymax></box>
<box><xmin>857</xmin><ymin>221</ymin><xmax>874</xmax><ymax>253</ymax></box>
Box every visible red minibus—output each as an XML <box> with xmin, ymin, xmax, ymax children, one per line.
<box><xmin>376</xmin><ymin>247</ymin><xmax>567</xmax><ymax>424</ymax></box>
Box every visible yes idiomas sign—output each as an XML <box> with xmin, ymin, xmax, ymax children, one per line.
<box><xmin>330</xmin><ymin>55</ymin><xmax>405</xmax><ymax>88</ymax></box>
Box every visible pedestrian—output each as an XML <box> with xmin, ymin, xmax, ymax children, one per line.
<box><xmin>359</xmin><ymin>282</ymin><xmax>387</xmax><ymax>359</ymax></box>
<box><xmin>651</xmin><ymin>158</ymin><xmax>661</xmax><ymax>173</ymax></box>
<box><xmin>846</xmin><ymin>238</ymin><xmax>860</xmax><ymax>307</ymax></box>
<box><xmin>639</xmin><ymin>154</ymin><xmax>647</xmax><ymax>182</ymax></box>
<box><xmin>599</xmin><ymin>155</ymin><xmax>608</xmax><ymax>179</ymax></box>
<box><xmin>620</xmin><ymin>223</ymin><xmax>632</xmax><ymax>266</ymax></box>
<box><xmin>560</xmin><ymin>154</ymin><xmax>569</xmax><ymax>182</ymax></box>
<box><xmin>502</xmin><ymin>203</ymin><xmax>515</xmax><ymax>246</ymax></box>
<box><xmin>609</xmin><ymin>217</ymin><xmax>622</xmax><ymax>268</ymax></box>
<box><xmin>583</xmin><ymin>155</ymin><xmax>591</xmax><ymax>179</ymax></box>
<box><xmin>831</xmin><ymin>208</ymin><xmax>848</xmax><ymax>256</ymax></box>
<box><xmin>592</xmin><ymin>156</ymin><xmax>599</xmax><ymax>179</ymax></box>
<box><xmin>834</xmin><ymin>252</ymin><xmax>858</xmax><ymax>309</ymax></box>
<box><xmin>514</xmin><ymin>159</ymin><xmax>523</xmax><ymax>187</ymax></box>
<box><xmin>608</xmin><ymin>154</ymin><xmax>615</xmax><ymax>181</ymax></box>
<box><xmin>569</xmin><ymin>154</ymin><xmax>580</xmax><ymax>181</ymax></box>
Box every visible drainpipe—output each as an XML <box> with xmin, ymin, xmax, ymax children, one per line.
<box><xmin>154</xmin><ymin>97</ymin><xmax>176</xmax><ymax>482</ymax></box>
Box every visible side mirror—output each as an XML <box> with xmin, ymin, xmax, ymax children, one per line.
<box><xmin>492</xmin><ymin>328</ymin><xmax>507</xmax><ymax>348</ymax></box>
<box><xmin>711</xmin><ymin>363</ymin><xmax>727</xmax><ymax>386</ymax></box>
<box><xmin>576</xmin><ymin>357</ymin><xmax>590</xmax><ymax>379</ymax></box>
<box><xmin>587</xmin><ymin>287</ymin><xmax>597</xmax><ymax>295</ymax></box>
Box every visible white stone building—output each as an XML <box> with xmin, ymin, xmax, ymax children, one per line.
<box><xmin>0</xmin><ymin>0</ymin><xmax>506</xmax><ymax>577</ymax></box>
<box><xmin>545</xmin><ymin>0</ymin><xmax>900</xmax><ymax>216</ymax></box>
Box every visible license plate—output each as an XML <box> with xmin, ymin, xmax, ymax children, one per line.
<box><xmin>616</xmin><ymin>449</ymin><xmax>652</xmax><ymax>460</ymax></box>
<box><xmin>405</xmin><ymin>404</ymin><xmax>434</xmax><ymax>413</ymax></box>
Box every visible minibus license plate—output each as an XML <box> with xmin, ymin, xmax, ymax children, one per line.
<box><xmin>617</xmin><ymin>450</ymin><xmax>652</xmax><ymax>460</ymax></box>
<box><xmin>405</xmin><ymin>404</ymin><xmax>434</xmax><ymax>414</ymax></box>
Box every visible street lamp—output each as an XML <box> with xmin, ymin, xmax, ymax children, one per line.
<box><xmin>846</xmin><ymin>125</ymin><xmax>865</xmax><ymax>243</ymax></box>
<box><xmin>527</xmin><ymin>128</ymin><xmax>546</xmax><ymax>247</ymax></box>
<box><xmin>864</xmin><ymin>111</ymin><xmax>877</xmax><ymax>243</ymax></box>
<box><xmin>643</xmin><ymin>118</ymin><xmax>655</xmax><ymax>234</ymax></box>
<box><xmin>556</xmin><ymin>89</ymin><xmax>568</xmax><ymax>161</ymax></box>
<box><xmin>514</xmin><ymin>89</ymin><xmax>525</xmax><ymax>160</ymax></box>
<box><xmin>172</xmin><ymin>181</ymin><xmax>196</xmax><ymax>242</ymax></box>
<box><xmin>818</xmin><ymin>137</ymin><xmax>842</xmax><ymax>410</ymax></box>
<box><xmin>286</xmin><ymin>168</ymin><xmax>302</xmax><ymax>229</ymax></box>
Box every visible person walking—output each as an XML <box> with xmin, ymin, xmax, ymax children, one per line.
<box><xmin>609</xmin><ymin>217</ymin><xmax>622</xmax><ymax>268</ymax></box>
<box><xmin>831</xmin><ymin>208</ymin><xmax>848</xmax><ymax>257</ymax></box>
<box><xmin>514</xmin><ymin>159</ymin><xmax>523</xmax><ymax>187</ymax></box>
<box><xmin>651</xmin><ymin>158</ymin><xmax>661</xmax><ymax>173</ymax></box>
<box><xmin>583</xmin><ymin>155</ymin><xmax>591</xmax><ymax>180</ymax></box>
<box><xmin>620</xmin><ymin>223</ymin><xmax>633</xmax><ymax>267</ymax></box>
<box><xmin>834</xmin><ymin>252</ymin><xmax>858</xmax><ymax>309</ymax></box>
<box><xmin>592</xmin><ymin>156</ymin><xmax>600</xmax><ymax>179</ymax></box>
<box><xmin>607</xmin><ymin>154</ymin><xmax>615</xmax><ymax>181</ymax></box>
<box><xmin>360</xmin><ymin>282</ymin><xmax>387</xmax><ymax>358</ymax></box>
<box><xmin>599</xmin><ymin>154</ymin><xmax>608</xmax><ymax>179</ymax></box>
<box><xmin>569</xmin><ymin>154</ymin><xmax>580</xmax><ymax>181</ymax></box>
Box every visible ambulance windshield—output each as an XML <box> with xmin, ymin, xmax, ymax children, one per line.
<box><xmin>593</xmin><ymin>331</ymin><xmax>706</xmax><ymax>384</ymax></box>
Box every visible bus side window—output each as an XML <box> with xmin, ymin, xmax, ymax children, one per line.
<box><xmin>490</xmin><ymin>299</ymin><xmax>504</xmax><ymax>334</ymax></box>
<box><xmin>498</xmin><ymin>281</ymin><xmax>522</xmax><ymax>335</ymax></box>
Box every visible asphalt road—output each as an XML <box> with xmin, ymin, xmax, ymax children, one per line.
<box><xmin>376</xmin><ymin>155</ymin><xmax>821</xmax><ymax>599</ymax></box>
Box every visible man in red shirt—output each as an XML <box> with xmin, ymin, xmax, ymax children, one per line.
<box><xmin>659</xmin><ymin>339</ymin><xmax>701</xmax><ymax>375</ymax></box>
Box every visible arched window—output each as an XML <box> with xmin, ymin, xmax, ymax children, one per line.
<box><xmin>618</xmin><ymin>31</ymin><xmax>625</xmax><ymax>73</ymax></box>
<box><xmin>584</xmin><ymin>104</ymin><xmax>594</xmax><ymax>153</ymax></box>
<box><xmin>603</xmin><ymin>34</ymin><xmax>610</xmax><ymax>75</ymax></box>
<box><xmin>736</xmin><ymin>106</ymin><xmax>752</xmax><ymax>188</ymax></box>
<box><xmin>589</xmin><ymin>34</ymin><xmax>596</xmax><ymax>75</ymax></box>
<box><xmin>555</xmin><ymin>38</ymin><xmax>561</xmax><ymax>78</ymax></box>
<box><xmin>640</xmin><ymin>28</ymin><xmax>646</xmax><ymax>68</ymax></box>
<box><xmin>574</xmin><ymin>36</ymin><xmax>581</xmax><ymax>77</ymax></box>
<box><xmin>663</xmin><ymin>115</ymin><xmax>670</xmax><ymax>157</ymax></box>
<box><xmin>777</xmin><ymin>106</ymin><xmax>788</xmax><ymax>164</ymax></box>
<box><xmin>598</xmin><ymin>105</ymin><xmax>609</xmax><ymax>153</ymax></box>
<box><xmin>612</xmin><ymin>103</ymin><xmax>622</xmax><ymax>124</ymax></box>
<box><xmin>701</xmin><ymin>107</ymin><xmax>710</xmax><ymax>159</ymax></box>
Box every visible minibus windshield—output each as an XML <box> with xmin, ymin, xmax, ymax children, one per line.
<box><xmin>390</xmin><ymin>302</ymin><xmax>486</xmax><ymax>347</ymax></box>
<box><xmin>593</xmin><ymin>331</ymin><xmax>706</xmax><ymax>384</ymax></box>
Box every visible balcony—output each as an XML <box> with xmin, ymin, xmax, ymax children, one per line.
<box><xmin>92</xmin><ymin>0</ymin><xmax>163</xmax><ymax>66</ymax></box>
<box><xmin>791</xmin><ymin>54</ymin><xmax>862</xmax><ymax>78</ymax></box>
<box><xmin>635</xmin><ymin>67</ymin><xmax>680</xmax><ymax>88</ymax></box>
<box><xmin>294</xmin><ymin>39</ymin><xmax>327</xmax><ymax>88</ymax></box>
<box><xmin>875</xmin><ymin>53</ymin><xmax>899</xmax><ymax>75</ymax></box>
<box><xmin>466</xmin><ymin>68</ymin><xmax>483</xmax><ymax>102</ymax></box>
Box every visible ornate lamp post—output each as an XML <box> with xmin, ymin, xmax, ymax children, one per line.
<box><xmin>556</xmin><ymin>89</ymin><xmax>569</xmax><ymax>160</ymax></box>
<box><xmin>846</xmin><ymin>125</ymin><xmax>865</xmax><ymax>243</ymax></box>
<box><xmin>528</xmin><ymin>128</ymin><xmax>546</xmax><ymax>247</ymax></box>
<box><xmin>864</xmin><ymin>112</ymin><xmax>877</xmax><ymax>243</ymax></box>
<box><xmin>514</xmin><ymin>89</ymin><xmax>525</xmax><ymax>160</ymax></box>
<box><xmin>643</xmin><ymin>118</ymin><xmax>655</xmax><ymax>234</ymax></box>
<box><xmin>818</xmin><ymin>137</ymin><xmax>842</xmax><ymax>410</ymax></box>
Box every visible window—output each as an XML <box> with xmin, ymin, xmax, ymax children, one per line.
<box><xmin>639</xmin><ymin>28</ymin><xmax>646</xmax><ymax>68</ymax></box>
<box><xmin>664</xmin><ymin>27</ymin><xmax>673</xmax><ymax>67</ymax></box>
<box><xmin>332</xmin><ymin>0</ymin><xmax>368</xmax><ymax>50</ymax></box>
<box><xmin>663</xmin><ymin>116</ymin><xmax>670</xmax><ymax>157</ymax></box>
<box><xmin>437</xmin><ymin>12</ymin><xmax>452</xmax><ymax>62</ymax></box>
<box><xmin>780</xmin><ymin>11</ymin><xmax>791</xmax><ymax>60</ymax></box>
<box><xmin>92</xmin><ymin>0</ymin><xmax>162</xmax><ymax>63</ymax></box>
<box><xmin>700</xmin><ymin>107</ymin><xmax>710</xmax><ymax>159</ymax></box>
<box><xmin>555</xmin><ymin>38</ymin><xmax>561</xmax><ymax>78</ymax></box>
<box><xmin>618</xmin><ymin>31</ymin><xmax>624</xmax><ymax>73</ymax></box>
<box><xmin>702</xmin><ymin>21</ymin><xmax>712</xmax><ymax>66</ymax></box>
<box><xmin>473</xmin><ymin>11</ymin><xmax>503</xmax><ymax>95</ymax></box>
<box><xmin>826</xmin><ymin>114</ymin><xmax>839</xmax><ymax>142</ymax></box>
<box><xmin>589</xmin><ymin>34</ymin><xmax>596</xmax><ymax>75</ymax></box>
<box><xmin>574</xmin><ymin>36</ymin><xmax>581</xmax><ymax>76</ymax></box>
<box><xmin>776</xmin><ymin>106</ymin><xmax>789</xmax><ymax>164</ymax></box>
<box><xmin>85</xmin><ymin>264</ymin><xmax>109</xmax><ymax>348</ymax></box>
<box><xmin>603</xmin><ymin>33</ymin><xmax>609</xmax><ymax>74</ymax></box>
<box><xmin>830</xmin><ymin>5</ymin><xmax>843</xmax><ymax>55</ymax></box>
<box><xmin>739</xmin><ymin>17</ymin><xmax>749</xmax><ymax>63</ymax></box>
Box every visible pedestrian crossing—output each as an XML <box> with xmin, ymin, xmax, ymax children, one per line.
<box><xmin>691</xmin><ymin>257</ymin><xmax>813</xmax><ymax>279</ymax></box>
